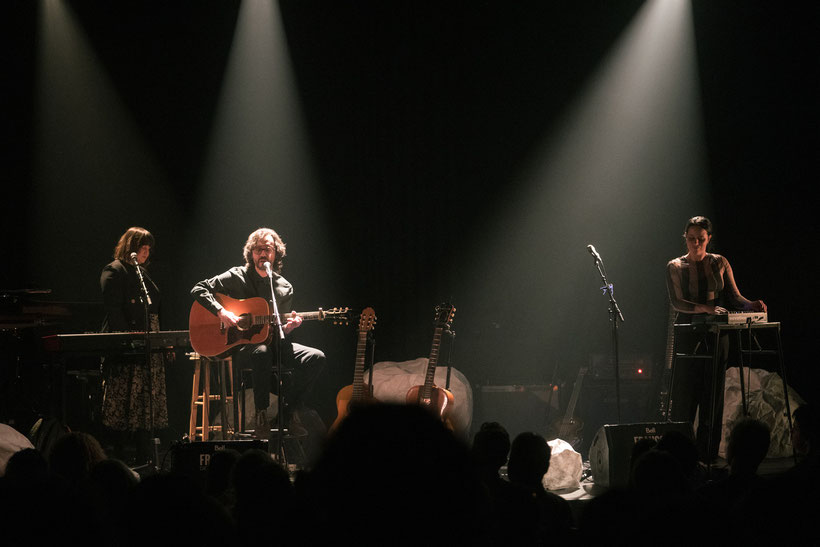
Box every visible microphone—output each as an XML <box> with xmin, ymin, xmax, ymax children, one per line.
<box><xmin>263</xmin><ymin>261</ymin><xmax>273</xmax><ymax>275</ymax></box>
<box><xmin>130</xmin><ymin>252</ymin><xmax>152</xmax><ymax>305</ymax></box>
<box><xmin>587</xmin><ymin>244</ymin><xmax>602</xmax><ymax>262</ymax></box>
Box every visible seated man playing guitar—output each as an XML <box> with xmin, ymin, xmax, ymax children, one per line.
<box><xmin>191</xmin><ymin>227</ymin><xmax>325</xmax><ymax>437</ymax></box>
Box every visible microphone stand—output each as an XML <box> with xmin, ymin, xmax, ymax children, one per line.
<box><xmin>132</xmin><ymin>256</ymin><xmax>159</xmax><ymax>473</ymax></box>
<box><xmin>443</xmin><ymin>328</ymin><xmax>455</xmax><ymax>391</ymax></box>
<box><xmin>265</xmin><ymin>264</ymin><xmax>286</xmax><ymax>464</ymax></box>
<box><xmin>588</xmin><ymin>246</ymin><xmax>625</xmax><ymax>423</ymax></box>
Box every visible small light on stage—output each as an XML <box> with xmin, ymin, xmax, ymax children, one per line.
<box><xmin>552</xmin><ymin>385</ymin><xmax>559</xmax><ymax>392</ymax></box>
<box><xmin>637</xmin><ymin>368</ymin><xmax>643</xmax><ymax>374</ymax></box>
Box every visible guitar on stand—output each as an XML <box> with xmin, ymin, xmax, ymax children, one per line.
<box><xmin>406</xmin><ymin>303</ymin><xmax>456</xmax><ymax>430</ymax></box>
<box><xmin>548</xmin><ymin>367</ymin><xmax>587</xmax><ymax>450</ymax></box>
<box><xmin>330</xmin><ymin>307</ymin><xmax>378</xmax><ymax>433</ymax></box>
<box><xmin>188</xmin><ymin>293</ymin><xmax>349</xmax><ymax>357</ymax></box>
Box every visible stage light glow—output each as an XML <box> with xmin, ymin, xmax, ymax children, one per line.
<box><xmin>32</xmin><ymin>0</ymin><xmax>172</xmax><ymax>299</ymax></box>
<box><xmin>183</xmin><ymin>0</ymin><xmax>336</xmax><ymax>307</ymax></box>
<box><xmin>459</xmin><ymin>0</ymin><xmax>710</xmax><ymax>386</ymax></box>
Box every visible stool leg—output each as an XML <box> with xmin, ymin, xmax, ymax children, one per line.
<box><xmin>218</xmin><ymin>359</ymin><xmax>230</xmax><ymax>439</ymax></box>
<box><xmin>202</xmin><ymin>361</ymin><xmax>211</xmax><ymax>441</ymax></box>
<box><xmin>189</xmin><ymin>358</ymin><xmax>201</xmax><ymax>440</ymax></box>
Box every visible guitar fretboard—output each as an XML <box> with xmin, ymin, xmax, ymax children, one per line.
<box><xmin>247</xmin><ymin>310</ymin><xmax>334</xmax><ymax>329</ymax></box>
<box><xmin>351</xmin><ymin>328</ymin><xmax>369</xmax><ymax>401</ymax></box>
<box><xmin>421</xmin><ymin>326</ymin><xmax>444</xmax><ymax>401</ymax></box>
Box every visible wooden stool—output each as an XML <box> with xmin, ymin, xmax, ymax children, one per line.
<box><xmin>188</xmin><ymin>352</ymin><xmax>235</xmax><ymax>441</ymax></box>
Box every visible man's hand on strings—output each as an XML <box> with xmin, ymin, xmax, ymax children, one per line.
<box><xmin>218</xmin><ymin>308</ymin><xmax>241</xmax><ymax>328</ymax></box>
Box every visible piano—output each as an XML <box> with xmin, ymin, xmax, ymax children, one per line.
<box><xmin>43</xmin><ymin>330</ymin><xmax>191</xmax><ymax>355</ymax></box>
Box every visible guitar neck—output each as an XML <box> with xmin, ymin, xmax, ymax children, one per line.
<box><xmin>351</xmin><ymin>329</ymin><xmax>369</xmax><ymax>402</ymax></box>
<box><xmin>421</xmin><ymin>326</ymin><xmax>444</xmax><ymax>400</ymax></box>
<box><xmin>561</xmin><ymin>368</ymin><xmax>586</xmax><ymax>426</ymax></box>
<box><xmin>263</xmin><ymin>310</ymin><xmax>325</xmax><ymax>325</ymax></box>
<box><xmin>288</xmin><ymin>310</ymin><xmax>324</xmax><ymax>321</ymax></box>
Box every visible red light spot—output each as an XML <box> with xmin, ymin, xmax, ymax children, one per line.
<box><xmin>637</xmin><ymin>368</ymin><xmax>643</xmax><ymax>374</ymax></box>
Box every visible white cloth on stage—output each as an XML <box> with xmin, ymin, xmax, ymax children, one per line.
<box><xmin>366</xmin><ymin>358</ymin><xmax>473</xmax><ymax>438</ymax></box>
<box><xmin>0</xmin><ymin>424</ymin><xmax>35</xmax><ymax>477</ymax></box>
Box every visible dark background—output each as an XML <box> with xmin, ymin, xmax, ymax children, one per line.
<box><xmin>2</xmin><ymin>1</ymin><xmax>817</xmax><ymax>445</ymax></box>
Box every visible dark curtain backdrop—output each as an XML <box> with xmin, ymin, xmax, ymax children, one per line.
<box><xmin>2</xmin><ymin>1</ymin><xmax>817</xmax><ymax>437</ymax></box>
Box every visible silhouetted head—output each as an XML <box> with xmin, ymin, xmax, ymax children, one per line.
<box><xmin>471</xmin><ymin>421</ymin><xmax>510</xmax><ymax>471</ymax></box>
<box><xmin>232</xmin><ymin>448</ymin><xmax>291</xmax><ymax>508</ymax></box>
<box><xmin>48</xmin><ymin>432</ymin><xmax>106</xmax><ymax>484</ymax></box>
<box><xmin>726</xmin><ymin>418</ymin><xmax>770</xmax><ymax>475</ymax></box>
<box><xmin>4</xmin><ymin>448</ymin><xmax>49</xmax><ymax>486</ymax></box>
<box><xmin>792</xmin><ymin>405</ymin><xmax>818</xmax><ymax>457</ymax></box>
<box><xmin>507</xmin><ymin>432</ymin><xmax>550</xmax><ymax>490</ymax></box>
<box><xmin>629</xmin><ymin>448</ymin><xmax>689</xmax><ymax>500</ymax></box>
<box><xmin>656</xmin><ymin>430</ymin><xmax>699</xmax><ymax>478</ymax></box>
<box><xmin>204</xmin><ymin>448</ymin><xmax>239</xmax><ymax>501</ymax></box>
<box><xmin>304</xmin><ymin>404</ymin><xmax>483</xmax><ymax>545</ymax></box>
<box><xmin>629</xmin><ymin>438</ymin><xmax>657</xmax><ymax>472</ymax></box>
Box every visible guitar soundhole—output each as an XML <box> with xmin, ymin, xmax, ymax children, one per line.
<box><xmin>226</xmin><ymin>323</ymin><xmax>264</xmax><ymax>345</ymax></box>
<box><xmin>236</xmin><ymin>314</ymin><xmax>252</xmax><ymax>331</ymax></box>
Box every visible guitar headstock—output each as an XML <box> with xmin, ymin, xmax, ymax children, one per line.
<box><xmin>359</xmin><ymin>307</ymin><xmax>377</xmax><ymax>332</ymax></box>
<box><xmin>322</xmin><ymin>307</ymin><xmax>351</xmax><ymax>326</ymax></box>
<box><xmin>433</xmin><ymin>303</ymin><xmax>456</xmax><ymax>330</ymax></box>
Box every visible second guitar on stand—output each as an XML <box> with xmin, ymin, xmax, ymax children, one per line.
<box><xmin>406</xmin><ymin>303</ymin><xmax>456</xmax><ymax>430</ymax></box>
<box><xmin>330</xmin><ymin>308</ymin><xmax>377</xmax><ymax>433</ymax></box>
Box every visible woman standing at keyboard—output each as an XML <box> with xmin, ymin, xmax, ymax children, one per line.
<box><xmin>666</xmin><ymin>216</ymin><xmax>766</xmax><ymax>462</ymax></box>
<box><xmin>100</xmin><ymin>226</ymin><xmax>170</xmax><ymax>464</ymax></box>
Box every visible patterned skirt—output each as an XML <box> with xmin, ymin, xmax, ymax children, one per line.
<box><xmin>101</xmin><ymin>316</ymin><xmax>171</xmax><ymax>431</ymax></box>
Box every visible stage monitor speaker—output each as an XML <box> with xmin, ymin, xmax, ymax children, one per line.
<box><xmin>580</xmin><ymin>380</ymin><xmax>653</xmax><ymax>456</ymax></box>
<box><xmin>588</xmin><ymin>421</ymin><xmax>693</xmax><ymax>489</ymax></box>
<box><xmin>170</xmin><ymin>439</ymin><xmax>268</xmax><ymax>485</ymax></box>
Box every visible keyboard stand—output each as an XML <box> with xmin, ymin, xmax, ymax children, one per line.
<box><xmin>665</xmin><ymin>321</ymin><xmax>793</xmax><ymax>465</ymax></box>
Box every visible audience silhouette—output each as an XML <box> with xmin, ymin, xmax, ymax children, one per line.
<box><xmin>0</xmin><ymin>404</ymin><xmax>812</xmax><ymax>546</ymax></box>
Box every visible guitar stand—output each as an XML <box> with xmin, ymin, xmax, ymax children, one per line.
<box><xmin>442</xmin><ymin>328</ymin><xmax>456</xmax><ymax>391</ymax></box>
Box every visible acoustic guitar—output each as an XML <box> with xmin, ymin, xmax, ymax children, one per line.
<box><xmin>189</xmin><ymin>293</ymin><xmax>349</xmax><ymax>357</ymax></box>
<box><xmin>329</xmin><ymin>307</ymin><xmax>378</xmax><ymax>433</ymax></box>
<box><xmin>548</xmin><ymin>366</ymin><xmax>587</xmax><ymax>449</ymax></box>
<box><xmin>406</xmin><ymin>303</ymin><xmax>456</xmax><ymax>429</ymax></box>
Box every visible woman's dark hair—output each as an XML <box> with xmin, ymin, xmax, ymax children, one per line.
<box><xmin>683</xmin><ymin>216</ymin><xmax>713</xmax><ymax>236</ymax></box>
<box><xmin>113</xmin><ymin>227</ymin><xmax>154</xmax><ymax>263</ymax></box>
